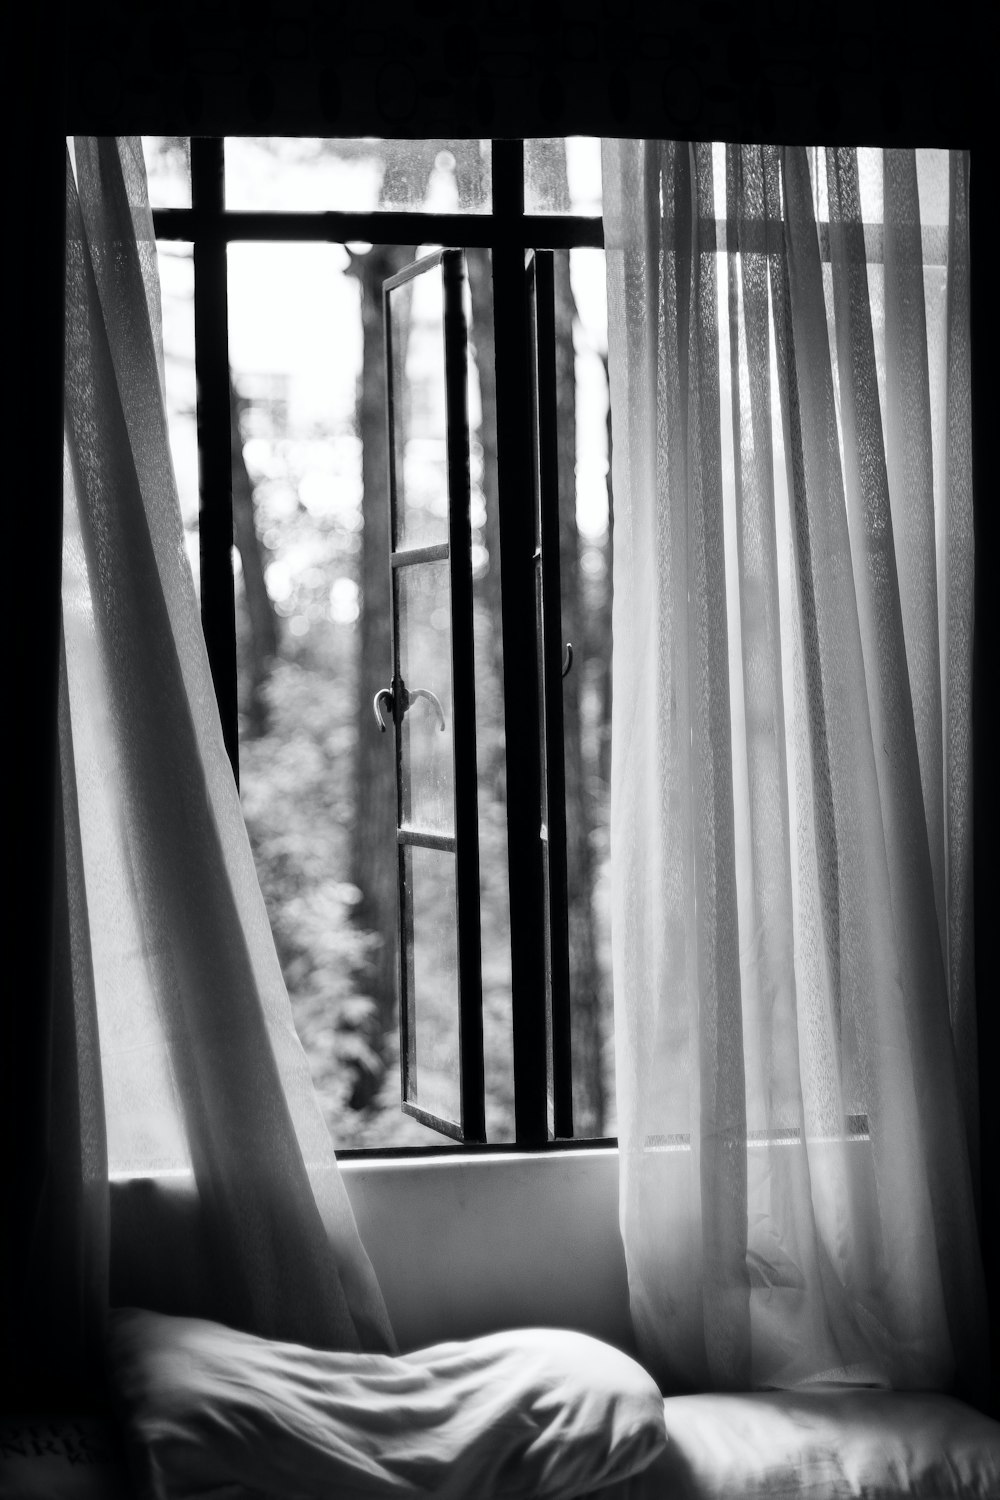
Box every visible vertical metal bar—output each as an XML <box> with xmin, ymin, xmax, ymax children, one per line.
<box><xmin>491</xmin><ymin>140</ymin><xmax>550</xmax><ymax>1143</ymax></box>
<box><xmin>528</xmin><ymin>251</ymin><xmax>574</xmax><ymax>1140</ymax></box>
<box><xmin>383</xmin><ymin>276</ymin><xmax>409</xmax><ymax>1106</ymax></box>
<box><xmin>443</xmin><ymin>250</ymin><xmax>486</xmax><ymax>1142</ymax></box>
<box><xmin>191</xmin><ymin>137</ymin><xmax>238</xmax><ymax>782</ymax></box>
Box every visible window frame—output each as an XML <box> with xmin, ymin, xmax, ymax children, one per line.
<box><xmin>151</xmin><ymin>136</ymin><xmax>615</xmax><ymax>1155</ymax></box>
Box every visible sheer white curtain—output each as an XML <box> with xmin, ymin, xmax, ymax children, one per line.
<box><xmin>62</xmin><ymin>137</ymin><xmax>393</xmax><ymax>1353</ymax></box>
<box><xmin>603</xmin><ymin>140</ymin><xmax>987</xmax><ymax>1397</ymax></box>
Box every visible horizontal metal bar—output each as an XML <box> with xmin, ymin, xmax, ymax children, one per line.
<box><xmin>397</xmin><ymin>827</ymin><xmax>457</xmax><ymax>852</ymax></box>
<box><xmin>390</xmin><ymin>543</ymin><xmax>450</xmax><ymax>568</ymax></box>
<box><xmin>151</xmin><ymin>208</ymin><xmax>604</xmax><ymax>250</ymax></box>
<box><xmin>154</xmin><ymin>205</ymin><xmax>947</xmax><ymax>265</ymax></box>
<box><xmin>524</xmin><ymin>216</ymin><xmax>603</xmax><ymax>249</ymax></box>
<box><xmin>153</xmin><ymin>204</ymin><xmax>947</xmax><ymax>267</ymax></box>
<box><xmin>401</xmin><ymin>1101</ymin><xmax>464</xmax><ymax>1142</ymax></box>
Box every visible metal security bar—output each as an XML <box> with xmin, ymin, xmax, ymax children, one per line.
<box><xmin>527</xmin><ymin>250</ymin><xmax>574</xmax><ymax>1140</ymax></box>
<box><xmin>189</xmin><ymin>137</ymin><xmax>239</xmax><ymax>782</ymax></box>
<box><xmin>490</xmin><ymin>140</ymin><xmax>551</xmax><ymax>1144</ymax></box>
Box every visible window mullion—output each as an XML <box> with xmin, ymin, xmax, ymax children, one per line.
<box><xmin>491</xmin><ymin>140</ymin><xmax>550</xmax><ymax>1144</ymax></box>
<box><xmin>191</xmin><ymin>137</ymin><xmax>238</xmax><ymax>782</ymax></box>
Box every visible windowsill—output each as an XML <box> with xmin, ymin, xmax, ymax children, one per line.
<box><xmin>106</xmin><ymin>1139</ymin><xmax>619</xmax><ymax>1184</ymax></box>
<box><xmin>335</xmin><ymin>1137</ymin><xmax>618</xmax><ymax>1163</ymax></box>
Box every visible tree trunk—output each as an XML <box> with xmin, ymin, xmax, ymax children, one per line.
<box><xmin>465</xmin><ymin>245</ymin><xmax>505</xmax><ymax>783</ymax></box>
<box><xmin>553</xmin><ymin>247</ymin><xmax>606</xmax><ymax>1137</ymax></box>
<box><xmin>230</xmin><ymin>372</ymin><xmax>279</xmax><ymax>737</ymax></box>
<box><xmin>347</xmin><ymin>243</ymin><xmax>414</xmax><ymax>1110</ymax></box>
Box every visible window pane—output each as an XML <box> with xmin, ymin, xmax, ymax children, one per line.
<box><xmin>397</xmin><ymin>560</ymin><xmax>455</xmax><ymax>836</ymax></box>
<box><xmin>404</xmin><ymin>844</ymin><xmax>461</xmax><ymax>1124</ymax></box>
<box><xmin>156</xmin><ymin>241</ymin><xmax>198</xmax><ymax>593</ymax></box>
<box><xmin>223</xmin><ymin>232</ymin><xmax>515</xmax><ymax>1148</ymax></box>
<box><xmin>142</xmin><ymin>136</ymin><xmax>191</xmax><ymax>208</ymax></box>
<box><xmin>559</xmin><ymin>248</ymin><xmax>615</xmax><ymax>1137</ymax></box>
<box><xmin>524</xmin><ymin>138</ymin><xmax>602</xmax><ymax>216</ymax></box>
<box><xmin>389</xmin><ymin>268</ymin><xmax>450</xmax><ymax>551</ymax></box>
<box><xmin>465</xmin><ymin>248</ymin><xmax>515</xmax><ymax>1141</ymax></box>
<box><xmin>228</xmin><ymin>240</ymin><xmax>441</xmax><ymax>1149</ymax></box>
<box><xmin>225</xmin><ymin>138</ymin><xmax>492</xmax><ymax>213</ymax></box>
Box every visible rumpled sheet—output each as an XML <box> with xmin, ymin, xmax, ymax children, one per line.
<box><xmin>107</xmin><ymin>1308</ymin><xmax>667</xmax><ymax>1499</ymax></box>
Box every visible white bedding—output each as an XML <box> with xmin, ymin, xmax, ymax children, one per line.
<box><xmin>108</xmin><ymin>1307</ymin><xmax>667</xmax><ymax>1499</ymax></box>
<box><xmin>7</xmin><ymin>1365</ymin><xmax>999</xmax><ymax>1500</ymax></box>
<box><xmin>628</xmin><ymin>1387</ymin><xmax>1000</xmax><ymax>1499</ymax></box>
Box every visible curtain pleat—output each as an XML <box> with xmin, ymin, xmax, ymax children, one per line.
<box><xmin>605</xmin><ymin>138</ymin><xmax>987</xmax><ymax>1398</ymax></box>
<box><xmin>942</xmin><ymin>151</ymin><xmax>978</xmax><ymax>1174</ymax></box>
<box><xmin>62</xmin><ymin>139</ymin><xmax>394</xmax><ymax>1354</ymax></box>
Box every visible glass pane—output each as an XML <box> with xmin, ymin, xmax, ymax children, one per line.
<box><xmin>464</xmin><ymin>247</ymin><xmax>514</xmax><ymax>1140</ymax></box>
<box><xmin>225</xmin><ymin>138</ymin><xmax>492</xmax><ymax>213</ymax></box>
<box><xmin>388</xmin><ymin>268</ymin><xmax>450</xmax><ymax>550</ymax></box>
<box><xmin>524</xmin><ymin>137</ymin><xmax>602</xmax><ymax>216</ymax></box>
<box><xmin>142</xmin><ymin>136</ymin><xmax>191</xmax><ymax>208</ymax></box>
<box><xmin>227</xmin><ymin>240</ymin><xmax>450</xmax><ymax>1150</ymax></box>
<box><xmin>557</xmin><ymin>248</ymin><xmax>615</xmax><ymax>1137</ymax></box>
<box><xmin>405</xmin><ymin>844</ymin><xmax>461</xmax><ymax>1124</ymax></box>
<box><xmin>397</xmin><ymin>561</ymin><xmax>454</xmax><ymax>835</ymax></box>
<box><xmin>156</xmin><ymin>241</ymin><xmax>199</xmax><ymax>593</ymax></box>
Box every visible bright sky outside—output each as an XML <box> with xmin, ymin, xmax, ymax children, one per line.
<box><xmin>152</xmin><ymin>138</ymin><xmax>611</xmax><ymax>596</ymax></box>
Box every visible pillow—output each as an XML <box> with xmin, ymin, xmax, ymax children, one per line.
<box><xmin>653</xmin><ymin>1388</ymin><xmax>1000</xmax><ymax>1499</ymax></box>
<box><xmin>107</xmin><ymin>1307</ymin><xmax>667</xmax><ymax>1499</ymax></box>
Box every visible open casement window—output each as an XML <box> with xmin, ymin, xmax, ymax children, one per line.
<box><xmin>380</xmin><ymin>246</ymin><xmax>579</xmax><ymax>1146</ymax></box>
<box><xmin>146</xmin><ymin>137</ymin><xmax>615</xmax><ymax>1152</ymax></box>
<box><xmin>379</xmin><ymin>249</ymin><xmax>486</xmax><ymax>1143</ymax></box>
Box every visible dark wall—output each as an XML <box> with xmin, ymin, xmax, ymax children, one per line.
<box><xmin>57</xmin><ymin>0</ymin><xmax>987</xmax><ymax>145</ymax></box>
<box><xmin>9</xmin><ymin>0</ymin><xmax>996</xmax><ymax>1412</ymax></box>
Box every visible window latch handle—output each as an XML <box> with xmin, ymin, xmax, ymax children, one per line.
<box><xmin>373</xmin><ymin>683</ymin><xmax>446</xmax><ymax>732</ymax></box>
<box><xmin>407</xmin><ymin>687</ymin><xmax>446</xmax><ymax>731</ymax></box>
<box><xmin>373</xmin><ymin>686</ymin><xmax>394</xmax><ymax>733</ymax></box>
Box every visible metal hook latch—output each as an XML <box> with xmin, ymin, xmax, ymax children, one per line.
<box><xmin>406</xmin><ymin>687</ymin><xmax>446</xmax><ymax>731</ymax></box>
<box><xmin>373</xmin><ymin>682</ymin><xmax>446</xmax><ymax>733</ymax></box>
<box><xmin>562</xmin><ymin>642</ymin><xmax>574</xmax><ymax>678</ymax></box>
<box><xmin>373</xmin><ymin>686</ymin><xmax>394</xmax><ymax>732</ymax></box>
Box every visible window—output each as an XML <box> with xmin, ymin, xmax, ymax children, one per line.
<box><xmin>146</xmin><ymin>136</ymin><xmax>614</xmax><ymax>1152</ymax></box>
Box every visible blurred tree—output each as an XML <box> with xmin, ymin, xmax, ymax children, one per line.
<box><xmin>231</xmin><ymin>372</ymin><xmax>279</xmax><ymax>735</ymax></box>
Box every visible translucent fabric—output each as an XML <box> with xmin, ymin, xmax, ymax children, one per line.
<box><xmin>603</xmin><ymin>141</ymin><xmax>986</xmax><ymax>1396</ymax></box>
<box><xmin>61</xmin><ymin>138</ymin><xmax>394</xmax><ymax>1354</ymax></box>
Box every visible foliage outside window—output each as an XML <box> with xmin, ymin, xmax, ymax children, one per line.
<box><xmin>146</xmin><ymin>136</ymin><xmax>614</xmax><ymax>1151</ymax></box>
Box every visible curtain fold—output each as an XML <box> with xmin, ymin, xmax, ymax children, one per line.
<box><xmin>604</xmin><ymin>138</ymin><xmax>986</xmax><ymax>1398</ymax></box>
<box><xmin>61</xmin><ymin>137</ymin><xmax>394</xmax><ymax>1354</ymax></box>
